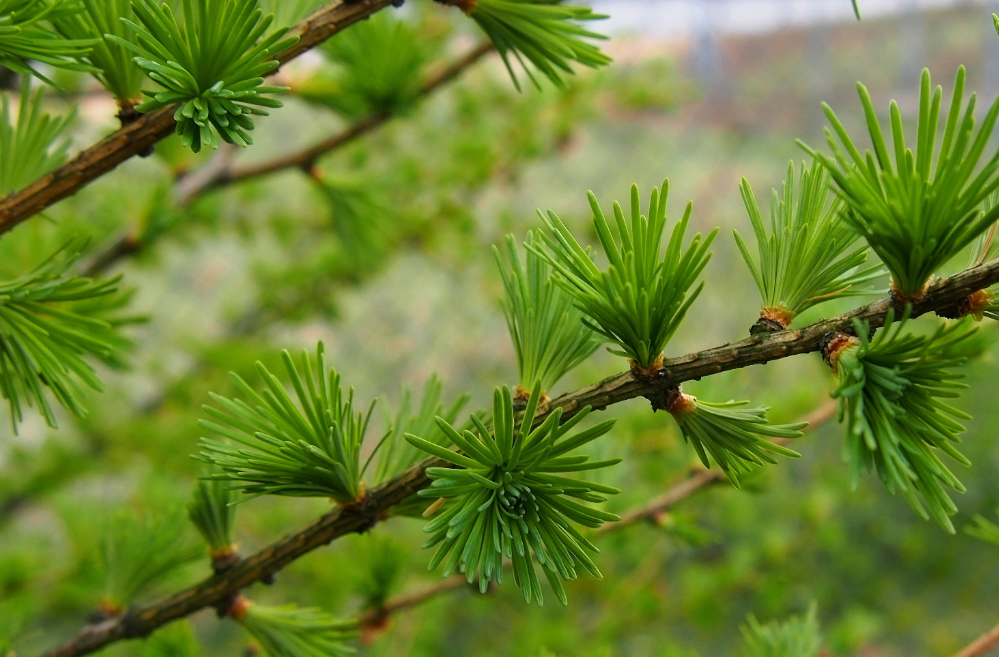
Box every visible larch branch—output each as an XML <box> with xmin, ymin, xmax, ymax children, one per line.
<box><xmin>0</xmin><ymin>0</ymin><xmax>401</xmax><ymax>238</ymax></box>
<box><xmin>36</xmin><ymin>260</ymin><xmax>999</xmax><ymax>657</ymax></box>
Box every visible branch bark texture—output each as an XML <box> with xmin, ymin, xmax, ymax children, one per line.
<box><xmin>37</xmin><ymin>260</ymin><xmax>999</xmax><ymax>657</ymax></box>
<box><xmin>0</xmin><ymin>0</ymin><xmax>401</xmax><ymax>238</ymax></box>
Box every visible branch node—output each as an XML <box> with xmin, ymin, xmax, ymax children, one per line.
<box><xmin>210</xmin><ymin>545</ymin><xmax>241</xmax><ymax>574</ymax></box>
<box><xmin>629</xmin><ymin>355</ymin><xmax>666</xmax><ymax>383</ymax></box>
<box><xmin>935</xmin><ymin>288</ymin><xmax>994</xmax><ymax>320</ymax></box>
<box><xmin>750</xmin><ymin>306</ymin><xmax>795</xmax><ymax>335</ymax></box>
<box><xmin>821</xmin><ymin>332</ymin><xmax>860</xmax><ymax>371</ymax></box>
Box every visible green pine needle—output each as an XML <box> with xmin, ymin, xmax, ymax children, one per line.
<box><xmin>110</xmin><ymin>0</ymin><xmax>299</xmax><ymax>153</ymax></box>
<box><xmin>406</xmin><ymin>382</ymin><xmax>621</xmax><ymax>606</ymax></box>
<box><xmin>196</xmin><ymin>342</ymin><xmax>377</xmax><ymax>504</ymax></box>
<box><xmin>0</xmin><ymin>239</ymin><xmax>129</xmax><ymax>433</ymax></box>
<box><xmin>668</xmin><ymin>394</ymin><xmax>805</xmax><ymax>488</ymax></box>
<box><xmin>187</xmin><ymin>472</ymin><xmax>236</xmax><ymax>554</ymax></box>
<box><xmin>456</xmin><ymin>0</ymin><xmax>611</xmax><ymax>91</ymax></box>
<box><xmin>99</xmin><ymin>507</ymin><xmax>202</xmax><ymax>607</ymax></box>
<box><xmin>238</xmin><ymin>604</ymin><xmax>358</xmax><ymax>657</ymax></box>
<box><xmin>309</xmin><ymin>11</ymin><xmax>426</xmax><ymax>119</ymax></box>
<box><xmin>741</xmin><ymin>603</ymin><xmax>822</xmax><ymax>657</ymax></box>
<box><xmin>801</xmin><ymin>66</ymin><xmax>999</xmax><ymax>299</ymax></box>
<box><xmin>0</xmin><ymin>0</ymin><xmax>97</xmax><ymax>84</ymax></box>
<box><xmin>532</xmin><ymin>180</ymin><xmax>717</xmax><ymax>370</ymax></box>
<box><xmin>495</xmin><ymin>232</ymin><xmax>602</xmax><ymax>394</ymax></box>
<box><xmin>964</xmin><ymin>509</ymin><xmax>999</xmax><ymax>547</ymax></box>
<box><xmin>52</xmin><ymin>0</ymin><xmax>146</xmax><ymax>101</ymax></box>
<box><xmin>0</xmin><ymin>78</ymin><xmax>75</xmax><ymax>196</ymax></box>
<box><xmin>735</xmin><ymin>159</ymin><xmax>882</xmax><ymax>330</ymax></box>
<box><xmin>374</xmin><ymin>373</ymin><xmax>471</xmax><ymax>485</ymax></box>
<box><xmin>832</xmin><ymin>310</ymin><xmax>978</xmax><ymax>533</ymax></box>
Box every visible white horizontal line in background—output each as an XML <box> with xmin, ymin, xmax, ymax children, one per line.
<box><xmin>590</xmin><ymin>0</ymin><xmax>999</xmax><ymax>37</ymax></box>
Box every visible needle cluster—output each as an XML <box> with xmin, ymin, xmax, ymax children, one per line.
<box><xmin>111</xmin><ymin>0</ymin><xmax>298</xmax><ymax>152</ymax></box>
<box><xmin>196</xmin><ymin>343</ymin><xmax>376</xmax><ymax>504</ymax></box>
<box><xmin>441</xmin><ymin>0</ymin><xmax>611</xmax><ymax>90</ymax></box>
<box><xmin>533</xmin><ymin>180</ymin><xmax>716</xmax><ymax>371</ymax></box>
<box><xmin>664</xmin><ymin>390</ymin><xmax>805</xmax><ymax>487</ymax></box>
<box><xmin>735</xmin><ymin>159</ymin><xmax>881</xmax><ymax>332</ymax></box>
<box><xmin>406</xmin><ymin>383</ymin><xmax>620</xmax><ymax>605</ymax></box>
<box><xmin>0</xmin><ymin>0</ymin><xmax>96</xmax><ymax>83</ymax></box>
<box><xmin>802</xmin><ymin>67</ymin><xmax>999</xmax><ymax>300</ymax></box>
<box><xmin>831</xmin><ymin>311</ymin><xmax>977</xmax><ymax>532</ymax></box>
<box><xmin>495</xmin><ymin>232</ymin><xmax>602</xmax><ymax>396</ymax></box>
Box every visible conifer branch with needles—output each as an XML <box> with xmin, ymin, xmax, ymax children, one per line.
<box><xmin>35</xmin><ymin>257</ymin><xmax>999</xmax><ymax>657</ymax></box>
<box><xmin>736</xmin><ymin>159</ymin><xmax>882</xmax><ymax>334</ymax></box>
<box><xmin>109</xmin><ymin>0</ymin><xmax>300</xmax><ymax>152</ymax></box>
<box><xmin>0</xmin><ymin>78</ymin><xmax>75</xmax><ymax>195</ymax></box>
<box><xmin>0</xmin><ymin>0</ymin><xmax>404</xmax><ymax>237</ymax></box>
<box><xmin>801</xmin><ymin>66</ymin><xmax>999</xmax><ymax>302</ymax></box>
<box><xmin>406</xmin><ymin>382</ymin><xmax>620</xmax><ymax>606</ymax></box>
<box><xmin>829</xmin><ymin>310</ymin><xmax>978</xmax><ymax>533</ymax></box>
<box><xmin>85</xmin><ymin>41</ymin><xmax>495</xmax><ymax>277</ymax></box>
<box><xmin>533</xmin><ymin>180</ymin><xmax>716</xmax><ymax>373</ymax></box>
<box><xmin>196</xmin><ymin>342</ymin><xmax>377</xmax><ymax>503</ymax></box>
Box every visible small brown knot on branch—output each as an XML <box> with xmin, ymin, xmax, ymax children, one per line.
<box><xmin>629</xmin><ymin>354</ymin><xmax>666</xmax><ymax>383</ymax></box>
<box><xmin>821</xmin><ymin>332</ymin><xmax>860</xmax><ymax>372</ymax></box>
<box><xmin>116</xmin><ymin>99</ymin><xmax>142</xmax><ymax>127</ymax></box>
<box><xmin>90</xmin><ymin>598</ymin><xmax>124</xmax><ymax>623</ymax></box>
<box><xmin>750</xmin><ymin>306</ymin><xmax>795</xmax><ymax>335</ymax></box>
<box><xmin>889</xmin><ymin>277</ymin><xmax>929</xmax><ymax>310</ymax></box>
<box><xmin>223</xmin><ymin>594</ymin><xmax>254</xmax><ymax>621</ymax></box>
<box><xmin>647</xmin><ymin>385</ymin><xmax>697</xmax><ymax>420</ymax></box>
<box><xmin>335</xmin><ymin>483</ymin><xmax>379</xmax><ymax>534</ymax></box>
<box><xmin>936</xmin><ymin>288</ymin><xmax>994</xmax><ymax>320</ymax></box>
<box><xmin>210</xmin><ymin>544</ymin><xmax>241</xmax><ymax>574</ymax></box>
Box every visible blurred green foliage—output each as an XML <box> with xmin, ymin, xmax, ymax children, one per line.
<box><xmin>1</xmin><ymin>5</ymin><xmax>998</xmax><ymax>657</ymax></box>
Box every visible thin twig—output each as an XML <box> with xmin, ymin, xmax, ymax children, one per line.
<box><xmin>35</xmin><ymin>260</ymin><xmax>999</xmax><ymax>657</ymax></box>
<box><xmin>81</xmin><ymin>42</ymin><xmax>494</xmax><ymax>278</ymax></box>
<box><xmin>0</xmin><ymin>0</ymin><xmax>401</xmax><ymax>238</ymax></box>
<box><xmin>953</xmin><ymin>621</ymin><xmax>999</xmax><ymax>657</ymax></box>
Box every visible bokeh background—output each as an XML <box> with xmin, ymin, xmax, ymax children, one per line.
<box><xmin>2</xmin><ymin>1</ymin><xmax>999</xmax><ymax>655</ymax></box>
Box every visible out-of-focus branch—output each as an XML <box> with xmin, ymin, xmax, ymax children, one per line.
<box><xmin>82</xmin><ymin>42</ymin><xmax>495</xmax><ymax>278</ymax></box>
<box><xmin>953</xmin><ymin>621</ymin><xmax>999</xmax><ymax>657</ymax></box>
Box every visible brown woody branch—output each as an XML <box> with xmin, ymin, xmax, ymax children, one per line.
<box><xmin>0</xmin><ymin>0</ymin><xmax>401</xmax><ymax>239</ymax></box>
<box><xmin>81</xmin><ymin>41</ymin><xmax>495</xmax><ymax>278</ymax></box>
<box><xmin>37</xmin><ymin>260</ymin><xmax>999</xmax><ymax>657</ymax></box>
